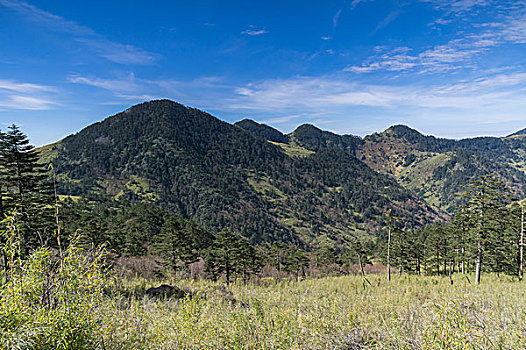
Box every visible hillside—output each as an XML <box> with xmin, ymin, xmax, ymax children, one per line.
<box><xmin>268</xmin><ymin>124</ymin><xmax>526</xmax><ymax>213</ymax></box>
<box><xmin>42</xmin><ymin>100</ymin><xmax>441</xmax><ymax>247</ymax></box>
<box><xmin>507</xmin><ymin>128</ymin><xmax>526</xmax><ymax>138</ymax></box>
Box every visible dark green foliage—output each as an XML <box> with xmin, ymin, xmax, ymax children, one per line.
<box><xmin>0</xmin><ymin>125</ymin><xmax>54</xmax><ymax>253</ymax></box>
<box><xmin>235</xmin><ymin>237</ymin><xmax>263</xmax><ymax>282</ymax></box>
<box><xmin>48</xmin><ymin>100</ymin><xmax>435</xmax><ymax>247</ymax></box>
<box><xmin>268</xmin><ymin>242</ymin><xmax>309</xmax><ymax>277</ymax></box>
<box><xmin>386</xmin><ymin>125</ymin><xmax>455</xmax><ymax>152</ymax></box>
<box><xmin>60</xmin><ymin>198</ymin><xmax>168</xmax><ymax>256</ymax></box>
<box><xmin>291</xmin><ymin>124</ymin><xmax>363</xmax><ymax>155</ymax></box>
<box><xmin>235</xmin><ymin>119</ymin><xmax>289</xmax><ymax>143</ymax></box>
<box><xmin>294</xmin><ymin>123</ymin><xmax>526</xmax><ymax>214</ymax></box>
<box><xmin>205</xmin><ymin>229</ymin><xmax>255</xmax><ymax>284</ymax></box>
<box><xmin>393</xmin><ymin>175</ymin><xmax>523</xmax><ymax>281</ymax></box>
<box><xmin>152</xmin><ymin>215</ymin><xmax>213</xmax><ymax>274</ymax></box>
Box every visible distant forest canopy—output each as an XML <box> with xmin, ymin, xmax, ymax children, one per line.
<box><xmin>1</xmin><ymin>99</ymin><xmax>526</xmax><ymax>282</ymax></box>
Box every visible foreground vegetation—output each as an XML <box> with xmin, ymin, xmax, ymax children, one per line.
<box><xmin>4</xmin><ymin>116</ymin><xmax>526</xmax><ymax>348</ymax></box>
<box><xmin>3</xmin><ymin>220</ymin><xmax>526</xmax><ymax>349</ymax></box>
<box><xmin>106</xmin><ymin>274</ymin><xmax>526</xmax><ymax>349</ymax></box>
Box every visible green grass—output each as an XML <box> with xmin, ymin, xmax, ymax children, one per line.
<box><xmin>35</xmin><ymin>141</ymin><xmax>62</xmax><ymax>164</ymax></box>
<box><xmin>246</xmin><ymin>173</ymin><xmax>286</xmax><ymax>202</ymax></box>
<box><xmin>269</xmin><ymin>141</ymin><xmax>315</xmax><ymax>158</ymax></box>
<box><xmin>397</xmin><ymin>152</ymin><xmax>451</xmax><ymax>209</ymax></box>
<box><xmin>114</xmin><ymin>175</ymin><xmax>159</xmax><ymax>201</ymax></box>
<box><xmin>95</xmin><ymin>273</ymin><xmax>526</xmax><ymax>349</ymax></box>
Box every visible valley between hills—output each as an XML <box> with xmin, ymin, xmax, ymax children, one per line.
<box><xmin>38</xmin><ymin>99</ymin><xmax>526</xmax><ymax>247</ymax></box>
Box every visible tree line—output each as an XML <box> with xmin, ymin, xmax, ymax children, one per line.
<box><xmin>2</xmin><ymin>124</ymin><xmax>525</xmax><ymax>285</ymax></box>
<box><xmin>385</xmin><ymin>175</ymin><xmax>524</xmax><ymax>284</ymax></box>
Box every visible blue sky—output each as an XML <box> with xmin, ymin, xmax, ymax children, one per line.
<box><xmin>2</xmin><ymin>0</ymin><xmax>526</xmax><ymax>145</ymax></box>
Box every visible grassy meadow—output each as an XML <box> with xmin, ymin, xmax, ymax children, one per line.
<box><xmin>95</xmin><ymin>273</ymin><xmax>526</xmax><ymax>349</ymax></box>
<box><xmin>2</xmin><ymin>228</ymin><xmax>526</xmax><ymax>349</ymax></box>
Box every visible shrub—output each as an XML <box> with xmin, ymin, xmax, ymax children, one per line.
<box><xmin>0</xmin><ymin>213</ymin><xmax>108</xmax><ymax>350</ymax></box>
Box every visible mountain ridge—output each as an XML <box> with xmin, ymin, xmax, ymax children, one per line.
<box><xmin>236</xmin><ymin>118</ymin><xmax>526</xmax><ymax>212</ymax></box>
<box><xmin>40</xmin><ymin>99</ymin><xmax>445</xmax><ymax>248</ymax></box>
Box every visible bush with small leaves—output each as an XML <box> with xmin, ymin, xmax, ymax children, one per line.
<box><xmin>0</xmin><ymin>213</ymin><xmax>108</xmax><ymax>350</ymax></box>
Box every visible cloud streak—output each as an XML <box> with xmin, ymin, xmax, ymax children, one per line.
<box><xmin>421</xmin><ymin>0</ymin><xmax>492</xmax><ymax>13</ymax></box>
<box><xmin>0</xmin><ymin>79</ymin><xmax>57</xmax><ymax>110</ymax></box>
<box><xmin>225</xmin><ymin>72</ymin><xmax>526</xmax><ymax>113</ymax></box>
<box><xmin>241</xmin><ymin>26</ymin><xmax>268</xmax><ymax>36</ymax></box>
<box><xmin>347</xmin><ymin>2</ymin><xmax>526</xmax><ymax>74</ymax></box>
<box><xmin>0</xmin><ymin>0</ymin><xmax>157</xmax><ymax>65</ymax></box>
<box><xmin>371</xmin><ymin>10</ymin><xmax>401</xmax><ymax>35</ymax></box>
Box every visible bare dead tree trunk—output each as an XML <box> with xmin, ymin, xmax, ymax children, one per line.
<box><xmin>475</xmin><ymin>239</ymin><xmax>482</xmax><ymax>285</ymax></box>
<box><xmin>357</xmin><ymin>253</ymin><xmax>365</xmax><ymax>280</ymax></box>
<box><xmin>387</xmin><ymin>227</ymin><xmax>391</xmax><ymax>283</ymax></box>
<box><xmin>461</xmin><ymin>247</ymin><xmax>465</xmax><ymax>275</ymax></box>
<box><xmin>449</xmin><ymin>261</ymin><xmax>453</xmax><ymax>285</ymax></box>
<box><xmin>520</xmin><ymin>202</ymin><xmax>524</xmax><ymax>281</ymax></box>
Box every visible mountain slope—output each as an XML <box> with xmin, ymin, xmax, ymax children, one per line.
<box><xmin>282</xmin><ymin>123</ymin><xmax>526</xmax><ymax>212</ymax></box>
<box><xmin>507</xmin><ymin>128</ymin><xmax>526</xmax><ymax>138</ymax></box>
<box><xmin>44</xmin><ymin>100</ymin><xmax>440</xmax><ymax>246</ymax></box>
<box><xmin>234</xmin><ymin>119</ymin><xmax>289</xmax><ymax>143</ymax></box>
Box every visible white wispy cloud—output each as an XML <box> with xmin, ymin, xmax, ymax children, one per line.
<box><xmin>346</xmin><ymin>35</ymin><xmax>489</xmax><ymax>73</ymax></box>
<box><xmin>67</xmin><ymin>74</ymin><xmax>141</xmax><ymax>93</ymax></box>
<box><xmin>0</xmin><ymin>95</ymin><xmax>56</xmax><ymax>110</ymax></box>
<box><xmin>333</xmin><ymin>0</ymin><xmax>376</xmax><ymax>28</ymax></box>
<box><xmin>321</xmin><ymin>36</ymin><xmax>333</xmax><ymax>40</ymax></box>
<box><xmin>0</xmin><ymin>0</ymin><xmax>157</xmax><ymax>65</ymax></box>
<box><xmin>0</xmin><ymin>79</ymin><xmax>55</xmax><ymax>93</ymax></box>
<box><xmin>421</xmin><ymin>0</ymin><xmax>492</xmax><ymax>12</ymax></box>
<box><xmin>371</xmin><ymin>10</ymin><xmax>401</xmax><ymax>35</ymax></box>
<box><xmin>348</xmin><ymin>1</ymin><xmax>526</xmax><ymax>74</ymax></box>
<box><xmin>0</xmin><ymin>78</ymin><xmax>57</xmax><ymax>110</ymax></box>
<box><xmin>351</xmin><ymin>0</ymin><xmax>376</xmax><ymax>10</ymax></box>
<box><xmin>432</xmin><ymin>18</ymin><xmax>452</xmax><ymax>25</ymax></box>
<box><xmin>67</xmin><ymin>73</ymin><xmax>235</xmax><ymax>108</ymax></box>
<box><xmin>241</xmin><ymin>26</ymin><xmax>268</xmax><ymax>36</ymax></box>
<box><xmin>260</xmin><ymin>115</ymin><xmax>301</xmax><ymax>124</ymax></box>
<box><xmin>333</xmin><ymin>8</ymin><xmax>343</xmax><ymax>28</ymax></box>
<box><xmin>65</xmin><ymin>67</ymin><xmax>526</xmax><ymax>137</ymax></box>
<box><xmin>224</xmin><ymin>72</ymin><xmax>526</xmax><ymax>113</ymax></box>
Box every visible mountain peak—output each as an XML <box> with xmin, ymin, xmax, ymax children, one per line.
<box><xmin>385</xmin><ymin>124</ymin><xmax>423</xmax><ymax>137</ymax></box>
<box><xmin>126</xmin><ymin>99</ymin><xmax>184</xmax><ymax>110</ymax></box>
<box><xmin>234</xmin><ymin>119</ymin><xmax>288</xmax><ymax>143</ymax></box>
<box><xmin>292</xmin><ymin>124</ymin><xmax>323</xmax><ymax>134</ymax></box>
<box><xmin>507</xmin><ymin>127</ymin><xmax>526</xmax><ymax>138</ymax></box>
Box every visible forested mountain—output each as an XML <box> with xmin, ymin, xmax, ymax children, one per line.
<box><xmin>40</xmin><ymin>100</ymin><xmax>440</xmax><ymax>247</ymax></box>
<box><xmin>234</xmin><ymin>119</ymin><xmax>288</xmax><ymax>143</ymax></box>
<box><xmin>242</xmin><ymin>123</ymin><xmax>526</xmax><ymax>213</ymax></box>
<box><xmin>507</xmin><ymin>128</ymin><xmax>526</xmax><ymax>137</ymax></box>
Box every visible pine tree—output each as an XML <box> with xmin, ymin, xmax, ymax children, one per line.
<box><xmin>0</xmin><ymin>125</ymin><xmax>53</xmax><ymax>253</ymax></box>
<box><xmin>205</xmin><ymin>229</ymin><xmax>241</xmax><ymax>284</ymax></box>
<box><xmin>459</xmin><ymin>175</ymin><xmax>512</xmax><ymax>284</ymax></box>
<box><xmin>235</xmin><ymin>237</ymin><xmax>262</xmax><ymax>283</ymax></box>
<box><xmin>152</xmin><ymin>216</ymin><xmax>201</xmax><ymax>274</ymax></box>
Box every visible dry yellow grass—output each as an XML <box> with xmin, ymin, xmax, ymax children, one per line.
<box><xmin>99</xmin><ymin>273</ymin><xmax>526</xmax><ymax>349</ymax></box>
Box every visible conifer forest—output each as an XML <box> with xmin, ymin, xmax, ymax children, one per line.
<box><xmin>3</xmin><ymin>100</ymin><xmax>526</xmax><ymax>349</ymax></box>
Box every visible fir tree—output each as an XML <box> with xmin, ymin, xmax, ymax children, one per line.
<box><xmin>459</xmin><ymin>175</ymin><xmax>512</xmax><ymax>284</ymax></box>
<box><xmin>152</xmin><ymin>216</ymin><xmax>202</xmax><ymax>274</ymax></box>
<box><xmin>205</xmin><ymin>229</ymin><xmax>241</xmax><ymax>284</ymax></box>
<box><xmin>0</xmin><ymin>125</ymin><xmax>53</xmax><ymax>253</ymax></box>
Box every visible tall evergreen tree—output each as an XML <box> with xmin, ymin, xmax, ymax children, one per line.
<box><xmin>205</xmin><ymin>229</ymin><xmax>241</xmax><ymax>284</ymax></box>
<box><xmin>235</xmin><ymin>237</ymin><xmax>262</xmax><ymax>282</ymax></box>
<box><xmin>152</xmin><ymin>215</ymin><xmax>210</xmax><ymax>274</ymax></box>
<box><xmin>0</xmin><ymin>125</ymin><xmax>53</xmax><ymax>253</ymax></box>
<box><xmin>459</xmin><ymin>175</ymin><xmax>512</xmax><ymax>284</ymax></box>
